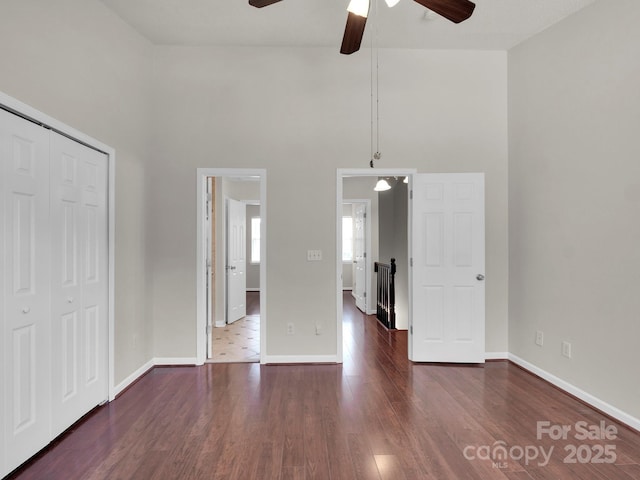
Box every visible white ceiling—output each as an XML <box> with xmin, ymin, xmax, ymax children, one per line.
<box><xmin>99</xmin><ymin>0</ymin><xmax>596</xmax><ymax>51</ymax></box>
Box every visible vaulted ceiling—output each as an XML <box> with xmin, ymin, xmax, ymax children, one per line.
<box><xmin>99</xmin><ymin>0</ymin><xmax>596</xmax><ymax>51</ymax></box>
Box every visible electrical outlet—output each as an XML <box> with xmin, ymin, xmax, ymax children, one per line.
<box><xmin>307</xmin><ymin>250</ymin><xmax>322</xmax><ymax>261</ymax></box>
<box><xmin>562</xmin><ymin>341</ymin><xmax>572</xmax><ymax>358</ymax></box>
<box><xmin>287</xmin><ymin>323</ymin><xmax>294</xmax><ymax>335</ymax></box>
<box><xmin>535</xmin><ymin>330</ymin><xmax>544</xmax><ymax>347</ymax></box>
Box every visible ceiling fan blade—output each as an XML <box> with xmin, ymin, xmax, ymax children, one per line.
<box><xmin>412</xmin><ymin>0</ymin><xmax>475</xmax><ymax>23</ymax></box>
<box><xmin>340</xmin><ymin>12</ymin><xmax>368</xmax><ymax>55</ymax></box>
<box><xmin>249</xmin><ymin>0</ymin><xmax>283</xmax><ymax>7</ymax></box>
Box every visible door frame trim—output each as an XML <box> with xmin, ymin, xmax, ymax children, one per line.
<box><xmin>0</xmin><ymin>91</ymin><xmax>117</xmax><ymax>402</ymax></box>
<box><xmin>336</xmin><ymin>168</ymin><xmax>416</xmax><ymax>363</ymax></box>
<box><xmin>196</xmin><ymin>168</ymin><xmax>267</xmax><ymax>365</ymax></box>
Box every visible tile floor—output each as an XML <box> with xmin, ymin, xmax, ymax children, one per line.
<box><xmin>209</xmin><ymin>292</ymin><xmax>260</xmax><ymax>363</ymax></box>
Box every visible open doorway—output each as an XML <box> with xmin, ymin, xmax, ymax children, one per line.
<box><xmin>196</xmin><ymin>169</ymin><xmax>267</xmax><ymax>365</ymax></box>
<box><xmin>336</xmin><ymin>169</ymin><xmax>415</xmax><ymax>362</ymax></box>
<box><xmin>342</xmin><ymin>200</ymin><xmax>372</xmax><ymax>315</ymax></box>
<box><xmin>337</xmin><ymin>169</ymin><xmax>487</xmax><ymax>365</ymax></box>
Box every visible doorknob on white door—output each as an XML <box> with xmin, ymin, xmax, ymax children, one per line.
<box><xmin>67</xmin><ymin>297</ymin><xmax>74</xmax><ymax>303</ymax></box>
<box><xmin>22</xmin><ymin>307</ymin><xmax>30</xmax><ymax>314</ymax></box>
<box><xmin>476</xmin><ymin>274</ymin><xmax>485</xmax><ymax>281</ymax></box>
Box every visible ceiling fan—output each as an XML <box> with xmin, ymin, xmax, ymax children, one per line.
<box><xmin>248</xmin><ymin>0</ymin><xmax>476</xmax><ymax>55</ymax></box>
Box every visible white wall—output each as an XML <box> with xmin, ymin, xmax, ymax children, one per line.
<box><xmin>150</xmin><ymin>46</ymin><xmax>509</xmax><ymax>358</ymax></box>
<box><xmin>509</xmin><ymin>0</ymin><xmax>640</xmax><ymax>419</ymax></box>
<box><xmin>0</xmin><ymin>2</ymin><xmax>509</xmax><ymax>368</ymax></box>
<box><xmin>0</xmin><ymin>0</ymin><xmax>153</xmax><ymax>384</ymax></box>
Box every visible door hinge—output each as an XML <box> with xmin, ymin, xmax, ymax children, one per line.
<box><xmin>364</xmin><ymin>212</ymin><xmax>367</xmax><ymax>219</ymax></box>
<box><xmin>410</xmin><ymin>190</ymin><xmax>413</xmax><ymax>200</ymax></box>
<box><xmin>410</xmin><ymin>325</ymin><xmax>413</xmax><ymax>335</ymax></box>
<box><xmin>364</xmin><ymin>252</ymin><xmax>367</xmax><ymax>258</ymax></box>
<box><xmin>364</xmin><ymin>291</ymin><xmax>367</xmax><ymax>298</ymax></box>
<box><xmin>410</xmin><ymin>258</ymin><xmax>413</xmax><ymax>267</ymax></box>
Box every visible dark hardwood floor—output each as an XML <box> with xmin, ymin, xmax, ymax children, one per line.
<box><xmin>247</xmin><ymin>291</ymin><xmax>260</xmax><ymax>316</ymax></box>
<box><xmin>7</xmin><ymin>293</ymin><xmax>640</xmax><ymax>479</ymax></box>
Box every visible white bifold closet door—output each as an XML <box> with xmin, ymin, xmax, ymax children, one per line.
<box><xmin>0</xmin><ymin>107</ymin><xmax>52</xmax><ymax>473</ymax></box>
<box><xmin>49</xmin><ymin>133</ymin><xmax>109</xmax><ymax>438</ymax></box>
<box><xmin>1</xmin><ymin>108</ymin><xmax>109</xmax><ymax>475</ymax></box>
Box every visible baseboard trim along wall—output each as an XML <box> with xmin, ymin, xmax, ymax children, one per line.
<box><xmin>112</xmin><ymin>359</ymin><xmax>154</xmax><ymax>400</ymax></box>
<box><xmin>111</xmin><ymin>353</ymin><xmax>639</xmax><ymax>433</ymax></box>
<box><xmin>113</xmin><ymin>357</ymin><xmax>197</xmax><ymax>399</ymax></box>
<box><xmin>262</xmin><ymin>355</ymin><xmax>338</xmax><ymax>364</ymax></box>
<box><xmin>509</xmin><ymin>354</ymin><xmax>640</xmax><ymax>432</ymax></box>
<box><xmin>153</xmin><ymin>357</ymin><xmax>198</xmax><ymax>366</ymax></box>
<box><xmin>485</xmin><ymin>352</ymin><xmax>509</xmax><ymax>361</ymax></box>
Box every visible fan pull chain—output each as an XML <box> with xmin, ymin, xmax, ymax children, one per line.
<box><xmin>370</xmin><ymin>0</ymin><xmax>381</xmax><ymax>167</ymax></box>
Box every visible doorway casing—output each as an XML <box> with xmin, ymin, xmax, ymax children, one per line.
<box><xmin>196</xmin><ymin>168</ymin><xmax>267</xmax><ymax>365</ymax></box>
<box><xmin>336</xmin><ymin>168</ymin><xmax>416</xmax><ymax>363</ymax></box>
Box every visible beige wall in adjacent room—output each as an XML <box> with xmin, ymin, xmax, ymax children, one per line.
<box><xmin>0</xmin><ymin>0</ymin><xmax>153</xmax><ymax>385</ymax></box>
<box><xmin>508</xmin><ymin>0</ymin><xmax>640</xmax><ymax>419</ymax></box>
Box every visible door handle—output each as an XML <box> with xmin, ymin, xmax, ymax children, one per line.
<box><xmin>476</xmin><ymin>274</ymin><xmax>485</xmax><ymax>281</ymax></box>
<box><xmin>22</xmin><ymin>307</ymin><xmax>30</xmax><ymax>314</ymax></box>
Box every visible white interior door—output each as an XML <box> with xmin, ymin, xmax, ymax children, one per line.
<box><xmin>353</xmin><ymin>203</ymin><xmax>367</xmax><ymax>312</ymax></box>
<box><xmin>226</xmin><ymin>198</ymin><xmax>246</xmax><ymax>324</ymax></box>
<box><xmin>0</xmin><ymin>110</ymin><xmax>52</xmax><ymax>472</ymax></box>
<box><xmin>410</xmin><ymin>173</ymin><xmax>485</xmax><ymax>363</ymax></box>
<box><xmin>49</xmin><ymin>133</ymin><xmax>109</xmax><ymax>437</ymax></box>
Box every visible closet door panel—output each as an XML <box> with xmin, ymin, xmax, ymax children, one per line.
<box><xmin>50</xmin><ymin>133</ymin><xmax>108</xmax><ymax>437</ymax></box>
<box><xmin>79</xmin><ymin>146</ymin><xmax>108</xmax><ymax>406</ymax></box>
<box><xmin>0</xmin><ymin>109</ymin><xmax>52</xmax><ymax>474</ymax></box>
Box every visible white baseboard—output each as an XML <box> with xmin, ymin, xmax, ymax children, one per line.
<box><xmin>214</xmin><ymin>321</ymin><xmax>226</xmax><ymax>328</ymax></box>
<box><xmin>485</xmin><ymin>351</ymin><xmax>509</xmax><ymax>360</ymax></box>
<box><xmin>153</xmin><ymin>357</ymin><xmax>197</xmax><ymax>366</ymax></box>
<box><xmin>111</xmin><ymin>357</ymin><xmax>196</xmax><ymax>400</ymax></box>
<box><xmin>111</xmin><ymin>352</ymin><xmax>639</xmax><ymax>433</ymax></box>
<box><xmin>509</xmin><ymin>353</ymin><xmax>640</xmax><ymax>432</ymax></box>
<box><xmin>112</xmin><ymin>359</ymin><xmax>154</xmax><ymax>399</ymax></box>
<box><xmin>262</xmin><ymin>355</ymin><xmax>338</xmax><ymax>364</ymax></box>
<box><xmin>246</xmin><ymin>288</ymin><xmax>260</xmax><ymax>292</ymax></box>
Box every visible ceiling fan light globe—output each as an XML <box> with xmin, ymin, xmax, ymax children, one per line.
<box><xmin>374</xmin><ymin>179</ymin><xmax>392</xmax><ymax>191</ymax></box>
<box><xmin>385</xmin><ymin>0</ymin><xmax>401</xmax><ymax>7</ymax></box>
<box><xmin>347</xmin><ymin>0</ymin><xmax>370</xmax><ymax>18</ymax></box>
